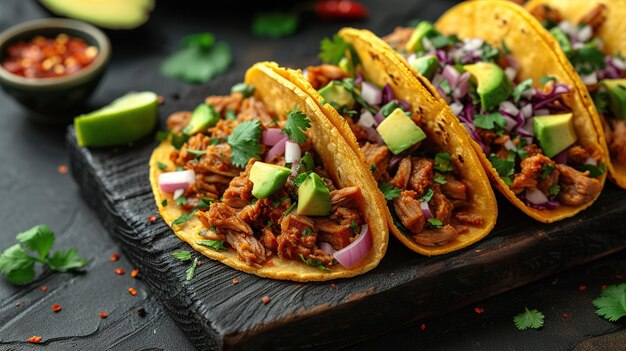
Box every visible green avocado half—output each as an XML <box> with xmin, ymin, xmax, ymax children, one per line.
<box><xmin>39</xmin><ymin>0</ymin><xmax>155</xmax><ymax>29</ymax></box>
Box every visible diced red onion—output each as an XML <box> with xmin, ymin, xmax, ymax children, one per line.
<box><xmin>505</xmin><ymin>67</ymin><xmax>517</xmax><ymax>82</ymax></box>
<box><xmin>503</xmin><ymin>139</ymin><xmax>517</xmax><ymax>152</ymax></box>
<box><xmin>500</xmin><ymin>101</ymin><xmax>520</xmax><ymax>116</ymax></box>
<box><xmin>585</xmin><ymin>157</ymin><xmax>597</xmax><ymax>167</ymax></box>
<box><xmin>285</xmin><ymin>141</ymin><xmax>301</xmax><ymax>163</ymax></box>
<box><xmin>463</xmin><ymin>38</ymin><xmax>483</xmax><ymax>51</ymax></box>
<box><xmin>364</xmin><ymin>125</ymin><xmax>384</xmax><ymax>144</ymax></box>
<box><xmin>173</xmin><ymin>188</ymin><xmax>184</xmax><ymax>200</ymax></box>
<box><xmin>521</xmin><ymin>104</ymin><xmax>533</xmax><ymax>118</ymax></box>
<box><xmin>523</xmin><ymin>136</ymin><xmax>534</xmax><ymax>146</ymax></box>
<box><xmin>518</xmin><ymin>119</ymin><xmax>534</xmax><ymax>137</ymax></box>
<box><xmin>397</xmin><ymin>100</ymin><xmax>411</xmax><ymax>110</ymax></box>
<box><xmin>361</xmin><ymin>81</ymin><xmax>383</xmax><ymax>106</ymax></box>
<box><xmin>503</xmin><ymin>114</ymin><xmax>517</xmax><ymax>131</ymax></box>
<box><xmin>506</xmin><ymin>56</ymin><xmax>520</xmax><ymax>70</ymax></box>
<box><xmin>358</xmin><ymin>110</ymin><xmax>377</xmax><ymax>128</ymax></box>
<box><xmin>265</xmin><ymin>136</ymin><xmax>288</xmax><ymax>162</ymax></box>
<box><xmin>374</xmin><ymin>110</ymin><xmax>385</xmax><ymax>124</ymax></box>
<box><xmin>534</xmin><ymin>109</ymin><xmax>549</xmax><ymax>116</ymax></box>
<box><xmin>382</xmin><ymin>84</ymin><xmax>394</xmax><ymax>104</ymax></box>
<box><xmin>333</xmin><ymin>224</ymin><xmax>372</xmax><ymax>269</ymax></box>
<box><xmin>319</xmin><ymin>242</ymin><xmax>335</xmax><ymax>255</ymax></box>
<box><xmin>611</xmin><ymin>57</ymin><xmax>625</xmax><ymax>70</ymax></box>
<box><xmin>432</xmin><ymin>74</ymin><xmax>444</xmax><ymax>88</ymax></box>
<box><xmin>420</xmin><ymin>201</ymin><xmax>432</xmax><ymax>219</ymax></box>
<box><xmin>389</xmin><ymin>155</ymin><xmax>403</xmax><ymax>171</ymax></box>
<box><xmin>442</xmin><ymin>65</ymin><xmax>460</xmax><ymax>87</ymax></box>
<box><xmin>262</xmin><ymin>128</ymin><xmax>284</xmax><ymax>146</ymax></box>
<box><xmin>521</xmin><ymin>88</ymin><xmax>537</xmax><ymax>100</ymax></box>
<box><xmin>454</xmin><ymin>72</ymin><xmax>471</xmax><ymax>98</ymax></box>
<box><xmin>553</xmin><ymin>84</ymin><xmax>570</xmax><ymax>95</ymax></box>
<box><xmin>450</xmin><ymin>102</ymin><xmax>464</xmax><ymax>116</ymax></box>
<box><xmin>158</xmin><ymin>169</ymin><xmax>196</xmax><ymax>193</ymax></box>
<box><xmin>525</xmin><ymin>188</ymin><xmax>549</xmax><ymax>205</ymax></box>
<box><xmin>577</xmin><ymin>25</ymin><xmax>592</xmax><ymax>43</ymax></box>
<box><xmin>553</xmin><ymin>149</ymin><xmax>568</xmax><ymax>164</ymax></box>
<box><xmin>354</xmin><ymin>73</ymin><xmax>364</xmax><ymax>85</ymax></box>
<box><xmin>527</xmin><ymin>199</ymin><xmax>561</xmax><ymax>210</ymax></box>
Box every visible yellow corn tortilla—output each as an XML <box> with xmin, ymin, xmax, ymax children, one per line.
<box><xmin>149</xmin><ymin>62</ymin><xmax>388</xmax><ymax>281</ymax></box>
<box><xmin>429</xmin><ymin>0</ymin><xmax>608</xmax><ymax>222</ymax></box>
<box><xmin>524</xmin><ymin>0</ymin><xmax>626</xmax><ymax>189</ymax></box>
<box><xmin>275</xmin><ymin>34</ymin><xmax>498</xmax><ymax>256</ymax></box>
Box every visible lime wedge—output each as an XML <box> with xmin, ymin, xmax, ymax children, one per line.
<box><xmin>74</xmin><ymin>91</ymin><xmax>158</xmax><ymax>147</ymax></box>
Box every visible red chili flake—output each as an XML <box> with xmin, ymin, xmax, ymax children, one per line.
<box><xmin>196</xmin><ymin>260</ymin><xmax>202</xmax><ymax>267</ymax></box>
<box><xmin>473</xmin><ymin>307</ymin><xmax>485</xmax><ymax>314</ymax></box>
<box><xmin>110</xmin><ymin>252</ymin><xmax>119</xmax><ymax>262</ymax></box>
<box><xmin>420</xmin><ymin>323</ymin><xmax>426</xmax><ymax>331</ymax></box>
<box><xmin>15</xmin><ymin>302</ymin><xmax>21</xmax><ymax>307</ymax></box>
<box><xmin>261</xmin><ymin>295</ymin><xmax>271</xmax><ymax>304</ymax></box>
<box><xmin>114</xmin><ymin>268</ymin><xmax>125</xmax><ymax>275</ymax></box>
<box><xmin>128</xmin><ymin>288</ymin><xmax>137</xmax><ymax>296</ymax></box>
<box><xmin>578</xmin><ymin>284</ymin><xmax>587</xmax><ymax>292</ymax></box>
<box><xmin>52</xmin><ymin>304</ymin><xmax>62</xmax><ymax>313</ymax></box>
<box><xmin>57</xmin><ymin>165</ymin><xmax>68</xmax><ymax>174</ymax></box>
<box><xmin>131</xmin><ymin>269</ymin><xmax>139</xmax><ymax>278</ymax></box>
<box><xmin>157</xmin><ymin>95</ymin><xmax>165</xmax><ymax>104</ymax></box>
<box><xmin>330</xmin><ymin>283</ymin><xmax>336</xmax><ymax>287</ymax></box>
<box><xmin>601</xmin><ymin>284</ymin><xmax>607</xmax><ymax>289</ymax></box>
<box><xmin>99</xmin><ymin>312</ymin><xmax>108</xmax><ymax>319</ymax></box>
<box><xmin>148</xmin><ymin>215</ymin><xmax>156</xmax><ymax>223</ymax></box>
<box><xmin>27</xmin><ymin>336</ymin><xmax>42</xmax><ymax>344</ymax></box>
<box><xmin>562</xmin><ymin>313</ymin><xmax>570</xmax><ymax>318</ymax></box>
<box><xmin>617</xmin><ymin>274</ymin><xmax>624</xmax><ymax>280</ymax></box>
<box><xmin>40</xmin><ymin>286</ymin><xmax>48</xmax><ymax>293</ymax></box>
<box><xmin>315</xmin><ymin>0</ymin><xmax>368</xmax><ymax>20</ymax></box>
<box><xmin>232</xmin><ymin>278</ymin><xmax>239</xmax><ymax>285</ymax></box>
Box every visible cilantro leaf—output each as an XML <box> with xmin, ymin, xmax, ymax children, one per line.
<box><xmin>281</xmin><ymin>106</ymin><xmax>311</xmax><ymax>143</ymax></box>
<box><xmin>175</xmin><ymin>195</ymin><xmax>187</xmax><ymax>206</ymax></box>
<box><xmin>157</xmin><ymin>162</ymin><xmax>168</xmax><ymax>170</ymax></box>
<box><xmin>172</xmin><ymin>250</ymin><xmax>192</xmax><ymax>261</ymax></box>
<box><xmin>481</xmin><ymin>43</ymin><xmax>500</xmax><ymax>61</ymax></box>
<box><xmin>161</xmin><ymin>33</ymin><xmax>232</xmax><ymax>84</ymax></box>
<box><xmin>299</xmin><ymin>254</ymin><xmax>329</xmax><ymax>272</ymax></box>
<box><xmin>489</xmin><ymin>152</ymin><xmax>516</xmax><ymax>182</ymax></box>
<box><xmin>294</xmin><ymin>172</ymin><xmax>311</xmax><ymax>187</ymax></box>
<box><xmin>197</xmin><ymin>240</ymin><xmax>227</xmax><ymax>251</ymax></box>
<box><xmin>592</xmin><ymin>90</ymin><xmax>609</xmax><ymax>114</ymax></box>
<box><xmin>284</xmin><ymin>202</ymin><xmax>297</xmax><ymax>216</ymax></box>
<box><xmin>227</xmin><ymin>120</ymin><xmax>263</xmax><ymax>168</ymax></box>
<box><xmin>301</xmin><ymin>228</ymin><xmax>314</xmax><ymax>236</ymax></box>
<box><xmin>513</xmin><ymin>79</ymin><xmax>533</xmax><ymax>102</ymax></box>
<box><xmin>252</xmin><ymin>12</ymin><xmax>298</xmax><ymax>38</ymax></box>
<box><xmin>501</xmin><ymin>39</ymin><xmax>511</xmax><ymax>55</ymax></box>
<box><xmin>0</xmin><ymin>244</ymin><xmax>36</xmax><ymax>284</ymax></box>
<box><xmin>474</xmin><ymin>112</ymin><xmax>507</xmax><ymax>131</ymax></box>
<box><xmin>433</xmin><ymin>173</ymin><xmax>447</xmax><ymax>185</ymax></box>
<box><xmin>161</xmin><ymin>199</ymin><xmax>168</xmax><ymax>207</ymax></box>
<box><xmin>379</xmin><ymin>182</ymin><xmax>401</xmax><ymax>201</ymax></box>
<box><xmin>320</xmin><ymin>34</ymin><xmax>350</xmax><ymax>65</ymax></box>
<box><xmin>172</xmin><ymin>209</ymin><xmax>198</xmax><ymax>226</ymax></box>
<box><xmin>549</xmin><ymin>184</ymin><xmax>561</xmax><ymax>196</ymax></box>
<box><xmin>539</xmin><ymin>163</ymin><xmax>556</xmax><ymax>180</ymax></box>
<box><xmin>580</xmin><ymin>162</ymin><xmax>606</xmax><ymax>178</ymax></box>
<box><xmin>16</xmin><ymin>224</ymin><xmax>55</xmax><ymax>260</ymax></box>
<box><xmin>196</xmin><ymin>197</ymin><xmax>214</xmax><ymax>209</ymax></box>
<box><xmin>514</xmin><ymin>307</ymin><xmax>545</xmax><ymax>330</ymax></box>
<box><xmin>592</xmin><ymin>283</ymin><xmax>626</xmax><ymax>322</ymax></box>
<box><xmin>427</xmin><ymin>218</ymin><xmax>443</xmax><ymax>229</ymax></box>
<box><xmin>434</xmin><ymin>152</ymin><xmax>453</xmax><ymax>173</ymax></box>
<box><xmin>419</xmin><ymin>188</ymin><xmax>434</xmax><ymax>202</ymax></box>
<box><xmin>187</xmin><ymin>149</ymin><xmax>206</xmax><ymax>158</ymax></box>
<box><xmin>231</xmin><ymin>83</ymin><xmax>255</xmax><ymax>98</ymax></box>
<box><xmin>186</xmin><ymin>257</ymin><xmax>198</xmax><ymax>281</ymax></box>
<box><xmin>439</xmin><ymin>79</ymin><xmax>452</xmax><ymax>95</ymax></box>
<box><xmin>47</xmin><ymin>248</ymin><xmax>88</xmax><ymax>272</ymax></box>
<box><xmin>539</xmin><ymin>76</ymin><xmax>556</xmax><ymax>85</ymax></box>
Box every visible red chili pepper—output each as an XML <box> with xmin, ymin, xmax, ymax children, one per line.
<box><xmin>57</xmin><ymin>165</ymin><xmax>69</xmax><ymax>174</ymax></box>
<box><xmin>473</xmin><ymin>307</ymin><xmax>485</xmax><ymax>314</ymax></box>
<box><xmin>114</xmin><ymin>268</ymin><xmax>125</xmax><ymax>275</ymax></box>
<box><xmin>420</xmin><ymin>323</ymin><xmax>426</xmax><ymax>331</ymax></box>
<box><xmin>330</xmin><ymin>283</ymin><xmax>336</xmax><ymax>287</ymax></box>
<box><xmin>110</xmin><ymin>252</ymin><xmax>120</xmax><ymax>262</ymax></box>
<box><xmin>131</xmin><ymin>269</ymin><xmax>139</xmax><ymax>278</ymax></box>
<box><xmin>148</xmin><ymin>215</ymin><xmax>156</xmax><ymax>223</ymax></box>
<box><xmin>315</xmin><ymin>0</ymin><xmax>368</xmax><ymax>20</ymax></box>
<box><xmin>562</xmin><ymin>312</ymin><xmax>570</xmax><ymax>318</ymax></box>
<box><xmin>27</xmin><ymin>336</ymin><xmax>42</xmax><ymax>344</ymax></box>
<box><xmin>261</xmin><ymin>295</ymin><xmax>271</xmax><ymax>304</ymax></box>
<box><xmin>99</xmin><ymin>312</ymin><xmax>108</xmax><ymax>319</ymax></box>
<box><xmin>52</xmin><ymin>304</ymin><xmax>62</xmax><ymax>313</ymax></box>
<box><xmin>128</xmin><ymin>288</ymin><xmax>137</xmax><ymax>296</ymax></box>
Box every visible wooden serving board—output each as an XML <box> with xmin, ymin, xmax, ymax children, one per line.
<box><xmin>67</xmin><ymin>74</ymin><xmax>626</xmax><ymax>351</ymax></box>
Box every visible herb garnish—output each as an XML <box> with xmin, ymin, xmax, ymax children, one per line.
<box><xmin>580</xmin><ymin>162</ymin><xmax>606</xmax><ymax>178</ymax></box>
<box><xmin>539</xmin><ymin>76</ymin><xmax>556</xmax><ymax>85</ymax></box>
<box><xmin>539</xmin><ymin>163</ymin><xmax>556</xmax><ymax>180</ymax></box>
<box><xmin>549</xmin><ymin>184</ymin><xmax>561</xmax><ymax>196</ymax></box>
<box><xmin>172</xmin><ymin>209</ymin><xmax>198</xmax><ymax>226</ymax></box>
<box><xmin>0</xmin><ymin>225</ymin><xmax>87</xmax><ymax>284</ymax></box>
<box><xmin>592</xmin><ymin>283</ymin><xmax>626</xmax><ymax>322</ymax></box>
<box><xmin>379</xmin><ymin>182</ymin><xmax>401</xmax><ymax>200</ymax></box>
<box><xmin>512</xmin><ymin>79</ymin><xmax>533</xmax><ymax>102</ymax></box>
<box><xmin>301</xmin><ymin>228</ymin><xmax>314</xmax><ymax>236</ymax></box>
<box><xmin>284</xmin><ymin>202</ymin><xmax>297</xmax><ymax>216</ymax></box>
<box><xmin>434</xmin><ymin>152</ymin><xmax>453</xmax><ymax>173</ymax></box>
<box><xmin>172</xmin><ymin>250</ymin><xmax>192</xmax><ymax>261</ymax></box>
<box><xmin>281</xmin><ymin>106</ymin><xmax>311</xmax><ymax>143</ymax></box>
<box><xmin>161</xmin><ymin>199</ymin><xmax>168</xmax><ymax>207</ymax></box>
<box><xmin>294</xmin><ymin>172</ymin><xmax>311</xmax><ymax>187</ymax></box>
<box><xmin>433</xmin><ymin>173</ymin><xmax>447</xmax><ymax>185</ymax></box>
<box><xmin>175</xmin><ymin>195</ymin><xmax>188</xmax><ymax>206</ymax></box>
<box><xmin>320</xmin><ymin>34</ymin><xmax>351</xmax><ymax>65</ymax></box>
<box><xmin>488</xmin><ymin>152</ymin><xmax>516</xmax><ymax>186</ymax></box>
<box><xmin>197</xmin><ymin>240</ymin><xmax>227</xmax><ymax>251</ymax></box>
<box><xmin>196</xmin><ymin>197</ymin><xmax>214</xmax><ymax>209</ymax></box>
<box><xmin>185</xmin><ymin>258</ymin><xmax>198</xmax><ymax>281</ymax></box>
<box><xmin>299</xmin><ymin>254</ymin><xmax>329</xmax><ymax>272</ymax></box>
<box><xmin>252</xmin><ymin>12</ymin><xmax>299</xmax><ymax>38</ymax></box>
<box><xmin>370</xmin><ymin>164</ymin><xmax>377</xmax><ymax>173</ymax></box>
<box><xmin>227</xmin><ymin>120</ymin><xmax>263</xmax><ymax>168</ymax></box>
<box><xmin>187</xmin><ymin>149</ymin><xmax>206</xmax><ymax>158</ymax></box>
<box><xmin>513</xmin><ymin>307</ymin><xmax>545</xmax><ymax>330</ymax></box>
<box><xmin>157</xmin><ymin>161</ymin><xmax>167</xmax><ymax>170</ymax></box>
<box><xmin>427</xmin><ymin>218</ymin><xmax>443</xmax><ymax>229</ymax></box>
<box><xmin>473</xmin><ymin>112</ymin><xmax>507</xmax><ymax>131</ymax></box>
<box><xmin>231</xmin><ymin>83</ymin><xmax>255</xmax><ymax>98</ymax></box>
<box><xmin>419</xmin><ymin>188</ymin><xmax>434</xmax><ymax>202</ymax></box>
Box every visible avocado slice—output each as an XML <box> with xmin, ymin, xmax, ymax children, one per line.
<box><xmin>318</xmin><ymin>81</ymin><xmax>355</xmax><ymax>108</ymax></box>
<box><xmin>376</xmin><ymin>108</ymin><xmax>427</xmax><ymax>155</ymax></box>
<box><xmin>39</xmin><ymin>0</ymin><xmax>154</xmax><ymax>29</ymax></box>
<box><xmin>411</xmin><ymin>55</ymin><xmax>440</xmax><ymax>80</ymax></box>
<box><xmin>405</xmin><ymin>21</ymin><xmax>438</xmax><ymax>53</ymax></box>
<box><xmin>601</xmin><ymin>79</ymin><xmax>626</xmax><ymax>119</ymax></box>
<box><xmin>249</xmin><ymin>162</ymin><xmax>291</xmax><ymax>199</ymax></box>
<box><xmin>549</xmin><ymin>27</ymin><xmax>574</xmax><ymax>58</ymax></box>
<box><xmin>338</xmin><ymin>57</ymin><xmax>354</xmax><ymax>77</ymax></box>
<box><xmin>297</xmin><ymin>173</ymin><xmax>331</xmax><ymax>216</ymax></box>
<box><xmin>184</xmin><ymin>103</ymin><xmax>220</xmax><ymax>135</ymax></box>
<box><xmin>533</xmin><ymin>113</ymin><xmax>577</xmax><ymax>158</ymax></box>
<box><xmin>464</xmin><ymin>62</ymin><xmax>513</xmax><ymax>112</ymax></box>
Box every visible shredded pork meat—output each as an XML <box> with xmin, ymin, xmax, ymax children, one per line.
<box><xmin>362</xmin><ymin>143</ymin><xmax>390</xmax><ymax>182</ymax></box>
<box><xmin>306</xmin><ymin>64</ymin><xmax>349</xmax><ymax>90</ymax></box>
<box><xmin>393</xmin><ymin>190</ymin><xmax>425</xmax><ymax>234</ymax></box>
<box><xmin>556</xmin><ymin>164</ymin><xmax>602</xmax><ymax>206</ymax></box>
<box><xmin>409</xmin><ymin>157</ymin><xmax>434</xmax><ymax>197</ymax></box>
<box><xmin>415</xmin><ymin>225</ymin><xmax>458</xmax><ymax>247</ymax></box>
<box><xmin>608</xmin><ymin>119</ymin><xmax>626</xmax><ymax>164</ymax></box>
<box><xmin>382</xmin><ymin>27</ymin><xmax>413</xmax><ymax>51</ymax></box>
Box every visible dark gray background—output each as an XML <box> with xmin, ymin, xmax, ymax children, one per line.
<box><xmin>0</xmin><ymin>0</ymin><xmax>624</xmax><ymax>350</ymax></box>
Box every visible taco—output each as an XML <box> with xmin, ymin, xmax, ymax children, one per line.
<box><xmin>149</xmin><ymin>62</ymin><xmax>388</xmax><ymax>281</ymax></box>
<box><xmin>274</xmin><ymin>30</ymin><xmax>499</xmax><ymax>255</ymax></box>
<box><xmin>377</xmin><ymin>0</ymin><xmax>608</xmax><ymax>223</ymax></box>
<box><xmin>525</xmin><ymin>0</ymin><xmax>626</xmax><ymax>189</ymax></box>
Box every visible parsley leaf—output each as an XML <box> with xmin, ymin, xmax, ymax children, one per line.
<box><xmin>513</xmin><ymin>307</ymin><xmax>545</xmax><ymax>330</ymax></box>
<box><xmin>474</xmin><ymin>112</ymin><xmax>507</xmax><ymax>131</ymax></box>
<box><xmin>592</xmin><ymin>283</ymin><xmax>626</xmax><ymax>322</ymax></box>
<box><xmin>433</xmin><ymin>173</ymin><xmax>447</xmax><ymax>185</ymax></box>
<box><xmin>161</xmin><ymin>33</ymin><xmax>232</xmax><ymax>84</ymax></box>
<box><xmin>427</xmin><ymin>218</ymin><xmax>443</xmax><ymax>229</ymax></box>
<box><xmin>186</xmin><ymin>257</ymin><xmax>198</xmax><ymax>281</ymax></box>
<box><xmin>172</xmin><ymin>209</ymin><xmax>198</xmax><ymax>226</ymax></box>
<box><xmin>419</xmin><ymin>188</ymin><xmax>434</xmax><ymax>202</ymax></box>
<box><xmin>197</xmin><ymin>240</ymin><xmax>228</xmax><ymax>251</ymax></box>
<box><xmin>299</xmin><ymin>254</ymin><xmax>329</xmax><ymax>272</ymax></box>
<box><xmin>231</xmin><ymin>83</ymin><xmax>255</xmax><ymax>98</ymax></box>
<box><xmin>47</xmin><ymin>248</ymin><xmax>88</xmax><ymax>272</ymax></box>
<box><xmin>434</xmin><ymin>152</ymin><xmax>453</xmax><ymax>173</ymax></box>
<box><xmin>172</xmin><ymin>250</ymin><xmax>192</xmax><ymax>261</ymax></box>
<box><xmin>16</xmin><ymin>224</ymin><xmax>55</xmax><ymax>260</ymax></box>
<box><xmin>481</xmin><ymin>43</ymin><xmax>500</xmax><ymax>61</ymax></box>
<box><xmin>281</xmin><ymin>106</ymin><xmax>311</xmax><ymax>143</ymax></box>
<box><xmin>157</xmin><ymin>162</ymin><xmax>168</xmax><ymax>170</ymax></box>
<box><xmin>513</xmin><ymin>79</ymin><xmax>533</xmax><ymax>102</ymax></box>
<box><xmin>0</xmin><ymin>244</ymin><xmax>36</xmax><ymax>284</ymax></box>
<box><xmin>252</xmin><ymin>12</ymin><xmax>299</xmax><ymax>38</ymax></box>
<box><xmin>227</xmin><ymin>120</ymin><xmax>263</xmax><ymax>168</ymax></box>
<box><xmin>320</xmin><ymin>34</ymin><xmax>350</xmax><ymax>65</ymax></box>
<box><xmin>379</xmin><ymin>182</ymin><xmax>401</xmax><ymax>201</ymax></box>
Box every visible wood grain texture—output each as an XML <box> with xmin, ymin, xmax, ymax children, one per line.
<box><xmin>67</xmin><ymin>74</ymin><xmax>626</xmax><ymax>351</ymax></box>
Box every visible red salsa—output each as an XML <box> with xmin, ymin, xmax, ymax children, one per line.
<box><xmin>2</xmin><ymin>33</ymin><xmax>98</xmax><ymax>78</ymax></box>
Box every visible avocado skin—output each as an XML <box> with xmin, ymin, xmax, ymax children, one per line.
<box><xmin>412</xmin><ymin>55</ymin><xmax>440</xmax><ymax>80</ymax></box>
<box><xmin>297</xmin><ymin>173</ymin><xmax>331</xmax><ymax>216</ymax></box>
<box><xmin>184</xmin><ymin>103</ymin><xmax>220</xmax><ymax>135</ymax></box>
<box><xmin>464</xmin><ymin>62</ymin><xmax>512</xmax><ymax>112</ymax></box>
<box><xmin>601</xmin><ymin>79</ymin><xmax>626</xmax><ymax>119</ymax></box>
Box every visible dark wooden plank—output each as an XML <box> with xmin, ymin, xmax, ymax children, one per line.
<box><xmin>67</xmin><ymin>74</ymin><xmax>626</xmax><ymax>351</ymax></box>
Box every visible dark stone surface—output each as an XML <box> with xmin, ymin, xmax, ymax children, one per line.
<box><xmin>1</xmin><ymin>0</ymin><xmax>626</xmax><ymax>350</ymax></box>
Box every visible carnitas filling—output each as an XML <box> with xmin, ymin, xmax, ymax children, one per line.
<box><xmin>307</xmin><ymin>59</ymin><xmax>483</xmax><ymax>247</ymax></box>
<box><xmin>529</xmin><ymin>3</ymin><xmax>626</xmax><ymax>165</ymax></box>
<box><xmin>159</xmin><ymin>85</ymin><xmax>368</xmax><ymax>271</ymax></box>
<box><xmin>383</xmin><ymin>23</ymin><xmax>604</xmax><ymax>209</ymax></box>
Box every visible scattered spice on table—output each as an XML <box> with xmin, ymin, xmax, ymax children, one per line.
<box><xmin>27</xmin><ymin>336</ymin><xmax>42</xmax><ymax>344</ymax></box>
<box><xmin>137</xmin><ymin>308</ymin><xmax>147</xmax><ymax>317</ymax></box>
<box><xmin>232</xmin><ymin>278</ymin><xmax>239</xmax><ymax>285</ymax></box>
<box><xmin>57</xmin><ymin>165</ymin><xmax>68</xmax><ymax>174</ymax></box>
<box><xmin>330</xmin><ymin>283</ymin><xmax>336</xmax><ymax>287</ymax></box>
<box><xmin>261</xmin><ymin>295</ymin><xmax>271</xmax><ymax>304</ymax></box>
<box><xmin>15</xmin><ymin>302</ymin><xmax>21</xmax><ymax>307</ymax></box>
<box><xmin>131</xmin><ymin>269</ymin><xmax>139</xmax><ymax>278</ymax></box>
<box><xmin>148</xmin><ymin>215</ymin><xmax>156</xmax><ymax>223</ymax></box>
<box><xmin>114</xmin><ymin>268</ymin><xmax>125</xmax><ymax>275</ymax></box>
<box><xmin>420</xmin><ymin>323</ymin><xmax>426</xmax><ymax>331</ymax></box>
<box><xmin>578</xmin><ymin>284</ymin><xmax>588</xmax><ymax>292</ymax></box>
<box><xmin>128</xmin><ymin>288</ymin><xmax>137</xmax><ymax>296</ymax></box>
<box><xmin>110</xmin><ymin>252</ymin><xmax>119</xmax><ymax>262</ymax></box>
<box><xmin>474</xmin><ymin>307</ymin><xmax>485</xmax><ymax>314</ymax></box>
<box><xmin>52</xmin><ymin>304</ymin><xmax>61</xmax><ymax>312</ymax></box>
<box><xmin>562</xmin><ymin>312</ymin><xmax>570</xmax><ymax>318</ymax></box>
<box><xmin>99</xmin><ymin>312</ymin><xmax>108</xmax><ymax>319</ymax></box>
<box><xmin>40</xmin><ymin>286</ymin><xmax>47</xmax><ymax>293</ymax></box>
<box><xmin>157</xmin><ymin>95</ymin><xmax>165</xmax><ymax>105</ymax></box>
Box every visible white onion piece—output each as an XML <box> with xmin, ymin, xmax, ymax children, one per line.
<box><xmin>612</xmin><ymin>57</ymin><xmax>625</xmax><ymax>70</ymax></box>
<box><xmin>265</xmin><ymin>136</ymin><xmax>288</xmax><ymax>162</ymax></box>
<box><xmin>173</xmin><ymin>188</ymin><xmax>184</xmax><ymax>200</ymax></box>
<box><xmin>358</xmin><ymin>110</ymin><xmax>377</xmax><ymax>128</ymax></box>
<box><xmin>333</xmin><ymin>224</ymin><xmax>372</xmax><ymax>269</ymax></box>
<box><xmin>450</xmin><ymin>102</ymin><xmax>464</xmax><ymax>116</ymax></box>
<box><xmin>522</xmin><ymin>118</ymin><xmax>535</xmax><ymax>136</ymax></box>
<box><xmin>521</xmin><ymin>88</ymin><xmax>537</xmax><ymax>99</ymax></box>
<box><xmin>361</xmin><ymin>81</ymin><xmax>383</xmax><ymax>106</ymax></box>
<box><xmin>558</xmin><ymin>21</ymin><xmax>576</xmax><ymax>36</ymax></box>
<box><xmin>262</xmin><ymin>128</ymin><xmax>284</xmax><ymax>146</ymax></box>
<box><xmin>585</xmin><ymin>157</ymin><xmax>598</xmax><ymax>166</ymax></box>
<box><xmin>319</xmin><ymin>242</ymin><xmax>335</xmax><ymax>255</ymax></box>
<box><xmin>526</xmin><ymin>188</ymin><xmax>549</xmax><ymax>205</ymax></box>
<box><xmin>500</xmin><ymin>101</ymin><xmax>520</xmax><ymax>116</ymax></box>
<box><xmin>463</xmin><ymin>38</ymin><xmax>483</xmax><ymax>51</ymax></box>
<box><xmin>553</xmin><ymin>84</ymin><xmax>570</xmax><ymax>95</ymax></box>
<box><xmin>581</xmin><ymin>72</ymin><xmax>598</xmax><ymax>85</ymax></box>
<box><xmin>420</xmin><ymin>201</ymin><xmax>432</xmax><ymax>219</ymax></box>
<box><xmin>285</xmin><ymin>141</ymin><xmax>301</xmax><ymax>163</ymax></box>
<box><xmin>504</xmin><ymin>139</ymin><xmax>517</xmax><ymax>151</ymax></box>
<box><xmin>291</xmin><ymin>160</ymin><xmax>300</xmax><ymax>177</ymax></box>
<box><xmin>578</xmin><ymin>25</ymin><xmax>592</xmax><ymax>43</ymax></box>
<box><xmin>505</xmin><ymin>67</ymin><xmax>517</xmax><ymax>82</ymax></box>
<box><xmin>158</xmin><ymin>170</ymin><xmax>196</xmax><ymax>192</ymax></box>
<box><xmin>407</xmin><ymin>53</ymin><xmax>417</xmax><ymax>65</ymax></box>
<box><xmin>572</xmin><ymin>42</ymin><xmax>585</xmax><ymax>50</ymax></box>
<box><xmin>521</xmin><ymin>104</ymin><xmax>533</xmax><ymax>119</ymax></box>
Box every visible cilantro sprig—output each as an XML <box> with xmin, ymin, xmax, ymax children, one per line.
<box><xmin>252</xmin><ymin>12</ymin><xmax>299</xmax><ymax>38</ymax></box>
<box><xmin>299</xmin><ymin>254</ymin><xmax>329</xmax><ymax>272</ymax></box>
<box><xmin>513</xmin><ymin>307</ymin><xmax>545</xmax><ymax>330</ymax></box>
<box><xmin>281</xmin><ymin>106</ymin><xmax>311</xmax><ymax>143</ymax></box>
<box><xmin>320</xmin><ymin>34</ymin><xmax>351</xmax><ymax>65</ymax></box>
<box><xmin>0</xmin><ymin>225</ymin><xmax>87</xmax><ymax>284</ymax></box>
<box><xmin>592</xmin><ymin>283</ymin><xmax>626</xmax><ymax>322</ymax></box>
<box><xmin>227</xmin><ymin>120</ymin><xmax>263</xmax><ymax>168</ymax></box>
<box><xmin>379</xmin><ymin>182</ymin><xmax>401</xmax><ymax>201</ymax></box>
